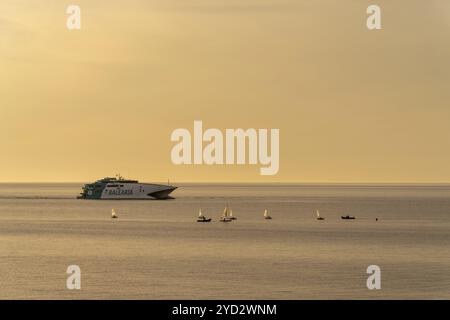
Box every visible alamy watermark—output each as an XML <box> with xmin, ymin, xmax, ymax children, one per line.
<box><xmin>367</xmin><ymin>5</ymin><xmax>382</xmax><ymax>30</ymax></box>
<box><xmin>66</xmin><ymin>5</ymin><xmax>81</xmax><ymax>30</ymax></box>
<box><xmin>65</xmin><ymin>5</ymin><xmax>381</xmax><ymax>31</ymax></box>
<box><xmin>366</xmin><ymin>265</ymin><xmax>381</xmax><ymax>290</ymax></box>
<box><xmin>171</xmin><ymin>121</ymin><xmax>279</xmax><ymax>175</ymax></box>
<box><xmin>66</xmin><ymin>265</ymin><xmax>81</xmax><ymax>290</ymax></box>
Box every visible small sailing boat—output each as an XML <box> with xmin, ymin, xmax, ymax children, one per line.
<box><xmin>341</xmin><ymin>215</ymin><xmax>356</xmax><ymax>220</ymax></box>
<box><xmin>197</xmin><ymin>209</ymin><xmax>211</xmax><ymax>222</ymax></box>
<box><xmin>229</xmin><ymin>209</ymin><xmax>237</xmax><ymax>220</ymax></box>
<box><xmin>263</xmin><ymin>209</ymin><xmax>272</xmax><ymax>220</ymax></box>
<box><xmin>111</xmin><ymin>208</ymin><xmax>118</xmax><ymax>219</ymax></box>
<box><xmin>220</xmin><ymin>205</ymin><xmax>232</xmax><ymax>222</ymax></box>
<box><xmin>316</xmin><ymin>209</ymin><xmax>325</xmax><ymax>220</ymax></box>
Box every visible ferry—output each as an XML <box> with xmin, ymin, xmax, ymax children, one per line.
<box><xmin>78</xmin><ymin>175</ymin><xmax>177</xmax><ymax>200</ymax></box>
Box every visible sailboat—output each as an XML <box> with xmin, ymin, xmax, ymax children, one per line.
<box><xmin>229</xmin><ymin>209</ymin><xmax>237</xmax><ymax>220</ymax></box>
<box><xmin>111</xmin><ymin>208</ymin><xmax>118</xmax><ymax>219</ymax></box>
<box><xmin>220</xmin><ymin>205</ymin><xmax>232</xmax><ymax>222</ymax></box>
<box><xmin>197</xmin><ymin>209</ymin><xmax>211</xmax><ymax>222</ymax></box>
<box><xmin>316</xmin><ymin>209</ymin><xmax>325</xmax><ymax>220</ymax></box>
<box><xmin>263</xmin><ymin>209</ymin><xmax>272</xmax><ymax>220</ymax></box>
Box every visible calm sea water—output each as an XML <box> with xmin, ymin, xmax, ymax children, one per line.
<box><xmin>0</xmin><ymin>183</ymin><xmax>449</xmax><ymax>299</ymax></box>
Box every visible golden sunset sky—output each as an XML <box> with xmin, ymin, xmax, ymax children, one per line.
<box><xmin>1</xmin><ymin>0</ymin><xmax>450</xmax><ymax>182</ymax></box>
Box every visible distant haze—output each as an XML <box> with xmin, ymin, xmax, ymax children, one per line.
<box><xmin>1</xmin><ymin>0</ymin><xmax>450</xmax><ymax>182</ymax></box>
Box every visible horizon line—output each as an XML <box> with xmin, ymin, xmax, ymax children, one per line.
<box><xmin>1</xmin><ymin>181</ymin><xmax>450</xmax><ymax>185</ymax></box>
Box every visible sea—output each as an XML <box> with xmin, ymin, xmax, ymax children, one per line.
<box><xmin>0</xmin><ymin>183</ymin><xmax>449</xmax><ymax>299</ymax></box>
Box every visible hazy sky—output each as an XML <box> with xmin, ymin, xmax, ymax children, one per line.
<box><xmin>1</xmin><ymin>0</ymin><xmax>450</xmax><ymax>182</ymax></box>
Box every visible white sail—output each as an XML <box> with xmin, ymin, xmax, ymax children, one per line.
<box><xmin>223</xmin><ymin>206</ymin><xmax>228</xmax><ymax>216</ymax></box>
<box><xmin>316</xmin><ymin>210</ymin><xmax>320</xmax><ymax>218</ymax></box>
<box><xmin>111</xmin><ymin>209</ymin><xmax>117</xmax><ymax>218</ymax></box>
<box><xmin>264</xmin><ymin>209</ymin><xmax>268</xmax><ymax>217</ymax></box>
<box><xmin>198</xmin><ymin>209</ymin><xmax>203</xmax><ymax>217</ymax></box>
<box><xmin>230</xmin><ymin>210</ymin><xmax>233</xmax><ymax>217</ymax></box>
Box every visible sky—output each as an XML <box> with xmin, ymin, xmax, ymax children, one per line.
<box><xmin>1</xmin><ymin>0</ymin><xmax>450</xmax><ymax>183</ymax></box>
